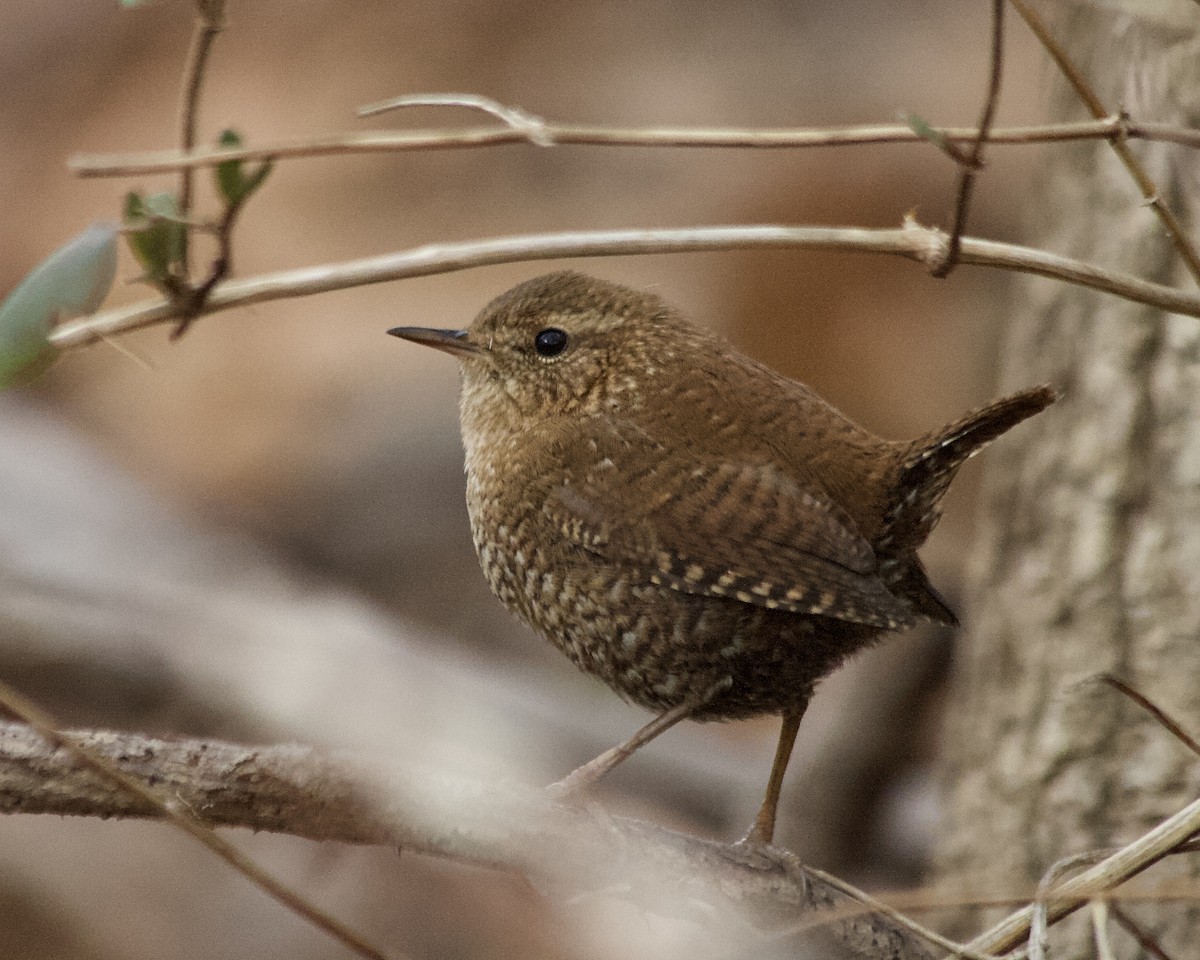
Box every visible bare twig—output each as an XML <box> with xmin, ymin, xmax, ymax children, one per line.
<box><xmin>47</xmin><ymin>221</ymin><xmax>1200</xmax><ymax>349</ymax></box>
<box><xmin>1093</xmin><ymin>674</ymin><xmax>1200</xmax><ymax>760</ymax></box>
<box><xmin>1091</xmin><ymin>901</ymin><xmax>1116</xmax><ymax>960</ymax></box>
<box><xmin>1109</xmin><ymin>903</ymin><xmax>1179</xmax><ymax>960</ymax></box>
<box><xmin>933</xmin><ymin>0</ymin><xmax>1004</xmax><ymax>278</ymax></box>
<box><xmin>964</xmin><ymin>793</ymin><xmax>1200</xmax><ymax>954</ymax></box>
<box><xmin>1009</xmin><ymin>0</ymin><xmax>1200</xmax><ymax>287</ymax></box>
<box><xmin>175</xmin><ymin>0</ymin><xmax>226</xmax><ymax>273</ymax></box>
<box><xmin>0</xmin><ymin>687</ymin><xmax>400</xmax><ymax>960</ymax></box>
<box><xmin>169</xmin><ymin>170</ymin><xmax>257</xmax><ymax>340</ymax></box>
<box><xmin>358</xmin><ymin>93</ymin><xmax>555</xmax><ymax>146</ymax></box>
<box><xmin>68</xmin><ymin>117</ymin><xmax>1200</xmax><ymax>178</ymax></box>
<box><xmin>803</xmin><ymin>865</ymin><xmax>1000</xmax><ymax>960</ymax></box>
<box><xmin>1029</xmin><ymin>851</ymin><xmax>1108</xmax><ymax>960</ymax></box>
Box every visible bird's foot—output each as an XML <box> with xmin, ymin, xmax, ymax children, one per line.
<box><xmin>544</xmin><ymin>767</ymin><xmax>598</xmax><ymax>804</ymax></box>
<box><xmin>545</xmin><ymin>736</ymin><xmax>636</xmax><ymax>803</ymax></box>
<box><xmin>722</xmin><ymin>826</ymin><xmax>783</xmax><ymax>870</ymax></box>
<box><xmin>733</xmin><ymin>822</ymin><xmax>775</xmax><ymax>852</ymax></box>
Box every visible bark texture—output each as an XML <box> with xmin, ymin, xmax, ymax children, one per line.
<box><xmin>935</xmin><ymin>3</ymin><xmax>1200</xmax><ymax>955</ymax></box>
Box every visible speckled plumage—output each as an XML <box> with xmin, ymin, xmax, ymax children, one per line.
<box><xmin>390</xmin><ymin>272</ymin><xmax>1055</xmax><ymax>835</ymax></box>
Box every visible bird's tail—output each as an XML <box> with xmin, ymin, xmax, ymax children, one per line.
<box><xmin>878</xmin><ymin>384</ymin><xmax>1058</xmax><ymax>556</ymax></box>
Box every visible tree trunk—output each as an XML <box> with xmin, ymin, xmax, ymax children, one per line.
<box><xmin>934</xmin><ymin>3</ymin><xmax>1200</xmax><ymax>955</ymax></box>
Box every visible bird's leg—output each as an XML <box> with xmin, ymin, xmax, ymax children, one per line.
<box><xmin>550</xmin><ymin>676</ymin><xmax>731</xmax><ymax>798</ymax></box>
<box><xmin>738</xmin><ymin>705</ymin><xmax>806</xmax><ymax>848</ymax></box>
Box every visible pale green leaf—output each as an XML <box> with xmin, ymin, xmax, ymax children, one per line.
<box><xmin>0</xmin><ymin>222</ymin><xmax>119</xmax><ymax>387</ymax></box>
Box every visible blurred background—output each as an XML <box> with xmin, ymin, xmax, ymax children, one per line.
<box><xmin>0</xmin><ymin>2</ymin><xmax>1052</xmax><ymax>958</ymax></box>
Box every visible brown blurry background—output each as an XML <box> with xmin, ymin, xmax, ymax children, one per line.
<box><xmin>0</xmin><ymin>3</ymin><xmax>1050</xmax><ymax>958</ymax></box>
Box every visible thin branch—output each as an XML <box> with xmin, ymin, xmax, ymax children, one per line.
<box><xmin>0</xmin><ymin>686</ymin><xmax>400</xmax><ymax>960</ymax></box>
<box><xmin>1091</xmin><ymin>901</ymin><xmax>1116</xmax><ymax>960</ymax></box>
<box><xmin>933</xmin><ymin>0</ymin><xmax>1004</xmax><ymax>278</ymax></box>
<box><xmin>1108</xmin><ymin>903</ymin><xmax>1178</xmax><ymax>960</ymax></box>
<box><xmin>1094</xmin><ymin>673</ymin><xmax>1200</xmax><ymax>759</ymax></box>
<box><xmin>68</xmin><ymin>117</ymin><xmax>1200</xmax><ymax>178</ymax></box>
<box><xmin>175</xmin><ymin>0</ymin><xmax>226</xmax><ymax>274</ymax></box>
<box><xmin>803</xmin><ymin>865</ymin><xmax>1000</xmax><ymax>960</ymax></box>
<box><xmin>169</xmin><ymin>171</ymin><xmax>256</xmax><ymax>340</ymax></box>
<box><xmin>358</xmin><ymin>93</ymin><xmax>555</xmax><ymax>146</ymax></box>
<box><xmin>963</xmin><ymin>792</ymin><xmax>1200</xmax><ymax>954</ymax></box>
<box><xmin>0</xmin><ymin>722</ymin><xmax>935</xmax><ymax>960</ymax></box>
<box><xmin>47</xmin><ymin>222</ymin><xmax>1200</xmax><ymax>350</ymax></box>
<box><xmin>1009</xmin><ymin>0</ymin><xmax>1200</xmax><ymax>287</ymax></box>
<box><xmin>1029</xmin><ymin>851</ymin><xmax>1109</xmax><ymax>960</ymax></box>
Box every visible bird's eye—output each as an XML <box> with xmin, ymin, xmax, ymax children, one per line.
<box><xmin>534</xmin><ymin>327</ymin><xmax>569</xmax><ymax>358</ymax></box>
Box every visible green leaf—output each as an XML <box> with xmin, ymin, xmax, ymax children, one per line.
<box><xmin>123</xmin><ymin>191</ymin><xmax>185</xmax><ymax>281</ymax></box>
<box><xmin>904</xmin><ymin>113</ymin><xmax>970</xmax><ymax>163</ymax></box>
<box><xmin>213</xmin><ymin>128</ymin><xmax>272</xmax><ymax>206</ymax></box>
<box><xmin>905</xmin><ymin>114</ymin><xmax>946</xmax><ymax>149</ymax></box>
<box><xmin>215</xmin><ymin>128</ymin><xmax>244</xmax><ymax>204</ymax></box>
<box><xmin>0</xmin><ymin>222</ymin><xmax>118</xmax><ymax>388</ymax></box>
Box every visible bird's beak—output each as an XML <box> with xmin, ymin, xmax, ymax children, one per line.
<box><xmin>387</xmin><ymin>326</ymin><xmax>484</xmax><ymax>357</ymax></box>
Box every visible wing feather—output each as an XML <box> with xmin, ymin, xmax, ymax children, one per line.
<box><xmin>544</xmin><ymin>417</ymin><xmax>915</xmax><ymax>629</ymax></box>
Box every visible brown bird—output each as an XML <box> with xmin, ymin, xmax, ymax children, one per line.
<box><xmin>390</xmin><ymin>271</ymin><xmax>1055</xmax><ymax>846</ymax></box>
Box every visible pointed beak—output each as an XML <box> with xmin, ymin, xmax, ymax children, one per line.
<box><xmin>387</xmin><ymin>326</ymin><xmax>484</xmax><ymax>357</ymax></box>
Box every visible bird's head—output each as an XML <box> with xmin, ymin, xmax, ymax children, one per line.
<box><xmin>389</xmin><ymin>271</ymin><xmax>694</xmax><ymax>424</ymax></box>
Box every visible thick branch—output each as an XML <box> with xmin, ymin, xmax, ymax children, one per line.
<box><xmin>0</xmin><ymin>722</ymin><xmax>933</xmax><ymax>959</ymax></box>
<box><xmin>48</xmin><ymin>222</ymin><xmax>1200</xmax><ymax>350</ymax></box>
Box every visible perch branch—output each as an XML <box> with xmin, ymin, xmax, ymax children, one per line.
<box><xmin>0</xmin><ymin>722</ymin><xmax>938</xmax><ymax>960</ymax></box>
<box><xmin>0</xmin><ymin>687</ymin><xmax>398</xmax><ymax>960</ymax></box>
<box><xmin>48</xmin><ymin>221</ymin><xmax>1200</xmax><ymax>349</ymax></box>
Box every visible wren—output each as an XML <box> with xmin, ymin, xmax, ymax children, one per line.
<box><xmin>389</xmin><ymin>271</ymin><xmax>1055</xmax><ymax>846</ymax></box>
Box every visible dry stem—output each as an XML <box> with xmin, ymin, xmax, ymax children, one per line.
<box><xmin>175</xmin><ymin>0</ymin><xmax>225</xmax><ymax>273</ymax></box>
<box><xmin>933</xmin><ymin>0</ymin><xmax>1005</xmax><ymax>278</ymax></box>
<box><xmin>1009</xmin><ymin>0</ymin><xmax>1200</xmax><ymax>287</ymax></box>
<box><xmin>963</xmin><ymin>793</ymin><xmax>1200</xmax><ymax>954</ymax></box>
<box><xmin>48</xmin><ymin>221</ymin><xmax>1200</xmax><ymax>350</ymax></box>
<box><xmin>68</xmin><ymin>117</ymin><xmax>1200</xmax><ymax>178</ymax></box>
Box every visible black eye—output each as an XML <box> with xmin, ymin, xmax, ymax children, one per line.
<box><xmin>534</xmin><ymin>327</ymin><xmax>569</xmax><ymax>358</ymax></box>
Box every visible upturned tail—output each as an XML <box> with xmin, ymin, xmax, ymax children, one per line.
<box><xmin>879</xmin><ymin>382</ymin><xmax>1058</xmax><ymax>563</ymax></box>
<box><xmin>872</xmin><ymin>384</ymin><xmax>1056</xmax><ymax>626</ymax></box>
